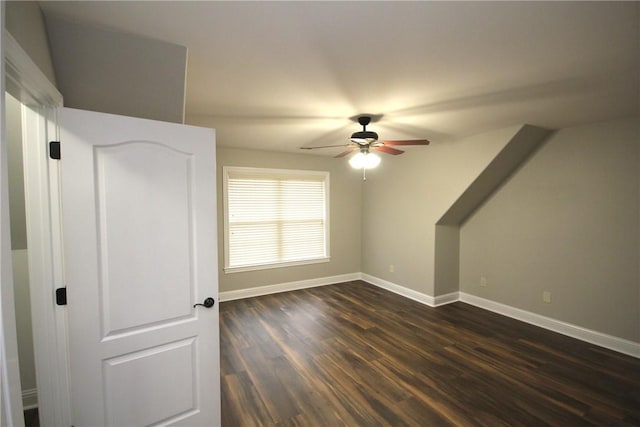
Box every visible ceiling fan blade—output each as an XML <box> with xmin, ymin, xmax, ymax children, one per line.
<box><xmin>300</xmin><ymin>143</ymin><xmax>352</xmax><ymax>150</ymax></box>
<box><xmin>373</xmin><ymin>146</ymin><xmax>404</xmax><ymax>155</ymax></box>
<box><xmin>335</xmin><ymin>147</ymin><xmax>359</xmax><ymax>158</ymax></box>
<box><xmin>382</xmin><ymin>139</ymin><xmax>430</xmax><ymax>146</ymax></box>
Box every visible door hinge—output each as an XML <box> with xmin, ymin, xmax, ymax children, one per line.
<box><xmin>49</xmin><ymin>141</ymin><xmax>61</xmax><ymax>160</ymax></box>
<box><xmin>55</xmin><ymin>287</ymin><xmax>67</xmax><ymax>305</ymax></box>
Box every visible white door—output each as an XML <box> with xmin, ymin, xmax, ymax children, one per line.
<box><xmin>59</xmin><ymin>108</ymin><xmax>220</xmax><ymax>426</ymax></box>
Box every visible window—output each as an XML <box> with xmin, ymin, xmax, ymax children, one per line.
<box><xmin>223</xmin><ymin>167</ymin><xmax>330</xmax><ymax>273</ymax></box>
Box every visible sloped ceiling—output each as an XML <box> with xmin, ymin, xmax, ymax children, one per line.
<box><xmin>39</xmin><ymin>1</ymin><xmax>639</xmax><ymax>155</ymax></box>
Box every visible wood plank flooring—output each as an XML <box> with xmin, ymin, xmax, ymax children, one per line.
<box><xmin>220</xmin><ymin>280</ymin><xmax>640</xmax><ymax>426</ymax></box>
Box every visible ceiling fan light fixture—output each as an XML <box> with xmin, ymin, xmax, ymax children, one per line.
<box><xmin>349</xmin><ymin>151</ymin><xmax>381</xmax><ymax>169</ymax></box>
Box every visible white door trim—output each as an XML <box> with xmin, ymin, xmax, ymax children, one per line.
<box><xmin>4</xmin><ymin>31</ymin><xmax>62</xmax><ymax>107</ymax></box>
<box><xmin>1</xmin><ymin>8</ymin><xmax>25</xmax><ymax>425</ymax></box>
<box><xmin>22</xmin><ymin>105</ymin><xmax>72</xmax><ymax>426</ymax></box>
<box><xmin>4</xmin><ymin>28</ymin><xmax>70</xmax><ymax>426</ymax></box>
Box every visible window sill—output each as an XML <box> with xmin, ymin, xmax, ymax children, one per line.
<box><xmin>224</xmin><ymin>256</ymin><xmax>331</xmax><ymax>274</ymax></box>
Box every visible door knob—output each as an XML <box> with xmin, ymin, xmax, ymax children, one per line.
<box><xmin>193</xmin><ymin>297</ymin><xmax>215</xmax><ymax>308</ymax></box>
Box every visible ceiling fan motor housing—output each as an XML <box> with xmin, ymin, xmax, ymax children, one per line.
<box><xmin>351</xmin><ymin>116</ymin><xmax>378</xmax><ymax>143</ymax></box>
<box><xmin>350</xmin><ymin>130</ymin><xmax>379</xmax><ymax>143</ymax></box>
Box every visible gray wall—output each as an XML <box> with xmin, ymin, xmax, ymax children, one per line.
<box><xmin>6</xmin><ymin>94</ymin><xmax>26</xmax><ymax>251</ymax></box>
<box><xmin>433</xmin><ymin>225</ymin><xmax>460</xmax><ymax>296</ymax></box>
<box><xmin>12</xmin><ymin>250</ymin><xmax>36</xmax><ymax>399</ymax></box>
<box><xmin>460</xmin><ymin>118</ymin><xmax>639</xmax><ymax>342</ymax></box>
<box><xmin>217</xmin><ymin>147</ymin><xmax>362</xmax><ymax>293</ymax></box>
<box><xmin>45</xmin><ymin>15</ymin><xmax>187</xmax><ymax>123</ymax></box>
<box><xmin>361</xmin><ymin>126</ymin><xmax>522</xmax><ymax>296</ymax></box>
<box><xmin>434</xmin><ymin>125</ymin><xmax>551</xmax><ymax>296</ymax></box>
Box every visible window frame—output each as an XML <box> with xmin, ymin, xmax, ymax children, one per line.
<box><xmin>223</xmin><ymin>166</ymin><xmax>330</xmax><ymax>273</ymax></box>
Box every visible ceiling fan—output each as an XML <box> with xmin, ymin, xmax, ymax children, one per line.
<box><xmin>300</xmin><ymin>115</ymin><xmax>430</xmax><ymax>179</ymax></box>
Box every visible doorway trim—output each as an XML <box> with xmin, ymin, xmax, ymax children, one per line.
<box><xmin>4</xmin><ymin>30</ymin><xmax>70</xmax><ymax>426</ymax></box>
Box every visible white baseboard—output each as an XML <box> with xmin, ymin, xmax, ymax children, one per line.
<box><xmin>360</xmin><ymin>273</ymin><xmax>436</xmax><ymax>306</ymax></box>
<box><xmin>219</xmin><ymin>273</ymin><xmax>640</xmax><ymax>359</ymax></box>
<box><xmin>22</xmin><ymin>388</ymin><xmax>38</xmax><ymax>410</ymax></box>
<box><xmin>433</xmin><ymin>291</ymin><xmax>460</xmax><ymax>307</ymax></box>
<box><xmin>219</xmin><ymin>273</ymin><xmax>361</xmax><ymax>301</ymax></box>
<box><xmin>459</xmin><ymin>292</ymin><xmax>640</xmax><ymax>359</ymax></box>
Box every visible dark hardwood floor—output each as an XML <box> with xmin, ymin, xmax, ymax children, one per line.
<box><xmin>220</xmin><ymin>280</ymin><xmax>640</xmax><ymax>426</ymax></box>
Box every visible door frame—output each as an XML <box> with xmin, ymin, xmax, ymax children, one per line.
<box><xmin>3</xmin><ymin>29</ymin><xmax>70</xmax><ymax>426</ymax></box>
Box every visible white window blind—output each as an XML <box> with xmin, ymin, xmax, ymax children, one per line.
<box><xmin>224</xmin><ymin>167</ymin><xmax>330</xmax><ymax>273</ymax></box>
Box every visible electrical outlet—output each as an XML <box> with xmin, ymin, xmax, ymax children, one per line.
<box><xmin>480</xmin><ymin>276</ymin><xmax>487</xmax><ymax>287</ymax></box>
<box><xmin>389</xmin><ymin>264</ymin><xmax>395</xmax><ymax>273</ymax></box>
<box><xmin>543</xmin><ymin>291</ymin><xmax>552</xmax><ymax>303</ymax></box>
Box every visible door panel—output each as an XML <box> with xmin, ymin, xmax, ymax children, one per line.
<box><xmin>59</xmin><ymin>108</ymin><xmax>219</xmax><ymax>426</ymax></box>
<box><xmin>95</xmin><ymin>142</ymin><xmax>194</xmax><ymax>336</ymax></box>
<box><xmin>103</xmin><ymin>338</ymin><xmax>197</xmax><ymax>426</ymax></box>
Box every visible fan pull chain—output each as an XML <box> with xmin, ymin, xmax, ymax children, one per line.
<box><xmin>362</xmin><ymin>167</ymin><xmax>367</xmax><ymax>181</ymax></box>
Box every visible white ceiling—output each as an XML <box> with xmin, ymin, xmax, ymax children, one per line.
<box><xmin>39</xmin><ymin>1</ymin><xmax>639</xmax><ymax>155</ymax></box>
